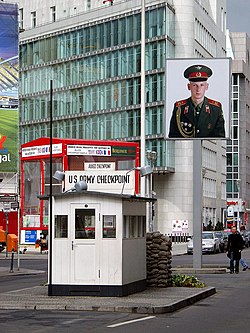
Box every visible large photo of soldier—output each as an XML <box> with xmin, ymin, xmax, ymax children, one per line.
<box><xmin>165</xmin><ymin>58</ymin><xmax>231</xmax><ymax>140</ymax></box>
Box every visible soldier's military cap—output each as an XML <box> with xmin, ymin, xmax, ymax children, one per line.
<box><xmin>184</xmin><ymin>64</ymin><xmax>213</xmax><ymax>82</ymax></box>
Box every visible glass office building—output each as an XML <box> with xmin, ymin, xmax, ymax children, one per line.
<box><xmin>12</xmin><ymin>0</ymin><xmax>230</xmax><ymax>235</ymax></box>
<box><xmin>19</xmin><ymin>2</ymin><xmax>175</xmax><ymax>172</ymax></box>
<box><xmin>226</xmin><ymin>32</ymin><xmax>250</xmax><ymax>226</ymax></box>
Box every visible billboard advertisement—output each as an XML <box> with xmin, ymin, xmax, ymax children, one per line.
<box><xmin>165</xmin><ymin>58</ymin><xmax>231</xmax><ymax>140</ymax></box>
<box><xmin>0</xmin><ymin>3</ymin><xmax>18</xmax><ymax>172</ymax></box>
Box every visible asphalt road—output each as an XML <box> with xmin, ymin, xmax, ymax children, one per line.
<box><xmin>172</xmin><ymin>249</ymin><xmax>232</xmax><ymax>268</ymax></box>
<box><xmin>0</xmin><ymin>254</ymin><xmax>48</xmax><ymax>271</ymax></box>
<box><xmin>1</xmin><ymin>250</ymin><xmax>250</xmax><ymax>332</ymax></box>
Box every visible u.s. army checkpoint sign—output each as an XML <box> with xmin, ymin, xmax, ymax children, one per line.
<box><xmin>64</xmin><ymin>170</ymin><xmax>136</xmax><ymax>194</ymax></box>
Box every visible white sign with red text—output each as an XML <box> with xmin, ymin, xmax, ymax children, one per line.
<box><xmin>21</xmin><ymin>144</ymin><xmax>62</xmax><ymax>157</ymax></box>
<box><xmin>67</xmin><ymin>145</ymin><xmax>111</xmax><ymax>156</ymax></box>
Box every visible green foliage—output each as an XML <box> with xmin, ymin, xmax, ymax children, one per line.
<box><xmin>204</xmin><ymin>220</ymin><xmax>213</xmax><ymax>231</ymax></box>
<box><xmin>40</xmin><ymin>281</ymin><xmax>48</xmax><ymax>286</ymax></box>
<box><xmin>215</xmin><ymin>221</ymin><xmax>223</xmax><ymax>231</ymax></box>
<box><xmin>171</xmin><ymin>274</ymin><xmax>206</xmax><ymax>288</ymax></box>
<box><xmin>203</xmin><ymin>220</ymin><xmax>224</xmax><ymax>231</ymax></box>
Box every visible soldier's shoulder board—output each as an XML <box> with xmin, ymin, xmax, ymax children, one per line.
<box><xmin>175</xmin><ymin>99</ymin><xmax>187</xmax><ymax>107</ymax></box>
<box><xmin>208</xmin><ymin>98</ymin><xmax>221</xmax><ymax>107</ymax></box>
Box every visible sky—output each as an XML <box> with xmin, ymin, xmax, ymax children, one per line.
<box><xmin>227</xmin><ymin>0</ymin><xmax>250</xmax><ymax>36</ymax></box>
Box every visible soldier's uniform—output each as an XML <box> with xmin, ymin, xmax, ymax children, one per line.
<box><xmin>169</xmin><ymin>97</ymin><xmax>225</xmax><ymax>138</ymax></box>
<box><xmin>168</xmin><ymin>64</ymin><xmax>226</xmax><ymax>138</ymax></box>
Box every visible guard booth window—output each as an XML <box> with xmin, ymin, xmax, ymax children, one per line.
<box><xmin>54</xmin><ymin>215</ymin><xmax>68</xmax><ymax>238</ymax></box>
<box><xmin>123</xmin><ymin>215</ymin><xmax>146</xmax><ymax>238</ymax></box>
<box><xmin>75</xmin><ymin>208</ymin><xmax>95</xmax><ymax>239</ymax></box>
<box><xmin>103</xmin><ymin>215</ymin><xmax>116</xmax><ymax>238</ymax></box>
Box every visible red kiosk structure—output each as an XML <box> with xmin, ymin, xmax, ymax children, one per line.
<box><xmin>20</xmin><ymin>137</ymin><xmax>140</xmax><ymax>241</ymax></box>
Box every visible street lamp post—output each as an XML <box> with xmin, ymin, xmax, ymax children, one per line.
<box><xmin>236</xmin><ymin>179</ymin><xmax>241</xmax><ymax>231</ymax></box>
<box><xmin>193</xmin><ymin>140</ymin><xmax>202</xmax><ymax>269</ymax></box>
<box><xmin>146</xmin><ymin>150</ymin><xmax>157</xmax><ymax>232</ymax></box>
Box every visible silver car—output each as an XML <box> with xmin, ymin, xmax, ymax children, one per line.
<box><xmin>214</xmin><ymin>231</ymin><xmax>226</xmax><ymax>252</ymax></box>
<box><xmin>187</xmin><ymin>231</ymin><xmax>220</xmax><ymax>254</ymax></box>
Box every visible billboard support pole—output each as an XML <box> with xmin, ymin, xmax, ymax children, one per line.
<box><xmin>140</xmin><ymin>0</ymin><xmax>146</xmax><ymax>196</ymax></box>
<box><xmin>48</xmin><ymin>80</ymin><xmax>53</xmax><ymax>296</ymax></box>
<box><xmin>193</xmin><ymin>140</ymin><xmax>202</xmax><ymax>268</ymax></box>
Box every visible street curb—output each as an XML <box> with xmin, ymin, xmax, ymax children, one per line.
<box><xmin>0</xmin><ymin>269</ymin><xmax>46</xmax><ymax>277</ymax></box>
<box><xmin>146</xmin><ymin>287</ymin><xmax>216</xmax><ymax>314</ymax></box>
<box><xmin>0</xmin><ymin>287</ymin><xmax>216</xmax><ymax>314</ymax></box>
<box><xmin>172</xmin><ymin>268</ymin><xmax>227</xmax><ymax>274</ymax></box>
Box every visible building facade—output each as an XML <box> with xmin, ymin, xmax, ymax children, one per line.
<box><xmin>8</xmin><ymin>0</ymin><xmax>230</xmax><ymax>235</ymax></box>
<box><xmin>226</xmin><ymin>32</ymin><xmax>250</xmax><ymax>228</ymax></box>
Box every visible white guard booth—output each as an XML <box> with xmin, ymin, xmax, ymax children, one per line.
<box><xmin>50</xmin><ymin>190</ymin><xmax>156</xmax><ymax>296</ymax></box>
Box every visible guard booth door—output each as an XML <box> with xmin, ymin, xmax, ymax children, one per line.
<box><xmin>70</xmin><ymin>203</ymin><xmax>100</xmax><ymax>284</ymax></box>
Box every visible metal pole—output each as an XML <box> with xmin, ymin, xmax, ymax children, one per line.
<box><xmin>9</xmin><ymin>249</ymin><xmax>14</xmax><ymax>273</ymax></box>
<box><xmin>237</xmin><ymin>192</ymin><xmax>240</xmax><ymax>231</ymax></box>
<box><xmin>147</xmin><ymin>159</ymin><xmax>153</xmax><ymax>232</ymax></box>
<box><xmin>146</xmin><ymin>173</ymin><xmax>152</xmax><ymax>232</ymax></box>
<box><xmin>5</xmin><ymin>211</ymin><xmax>8</xmax><ymax>258</ymax></box>
<box><xmin>149</xmin><ymin>172</ymin><xmax>153</xmax><ymax>231</ymax></box>
<box><xmin>236</xmin><ymin>179</ymin><xmax>241</xmax><ymax>231</ymax></box>
<box><xmin>17</xmin><ymin>173</ymin><xmax>20</xmax><ymax>270</ymax></box>
<box><xmin>140</xmin><ymin>0</ymin><xmax>146</xmax><ymax>196</ymax></box>
<box><xmin>48</xmin><ymin>80</ymin><xmax>53</xmax><ymax>296</ymax></box>
<box><xmin>193</xmin><ymin>140</ymin><xmax>202</xmax><ymax>269</ymax></box>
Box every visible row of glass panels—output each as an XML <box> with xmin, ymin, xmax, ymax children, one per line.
<box><xmin>20</xmin><ymin>6</ymin><xmax>174</xmax><ymax>67</ymax></box>
<box><xmin>20</xmin><ymin>41</ymin><xmax>167</xmax><ymax>95</ymax></box>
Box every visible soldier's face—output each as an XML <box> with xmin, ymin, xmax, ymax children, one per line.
<box><xmin>188</xmin><ymin>81</ymin><xmax>208</xmax><ymax>102</ymax></box>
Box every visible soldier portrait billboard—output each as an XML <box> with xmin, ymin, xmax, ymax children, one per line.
<box><xmin>165</xmin><ymin>58</ymin><xmax>231</xmax><ymax>140</ymax></box>
<box><xmin>0</xmin><ymin>3</ymin><xmax>19</xmax><ymax>172</ymax></box>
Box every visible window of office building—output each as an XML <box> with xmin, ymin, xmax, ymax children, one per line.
<box><xmin>50</xmin><ymin>6</ymin><xmax>56</xmax><ymax>22</ymax></box>
<box><xmin>203</xmin><ymin>178</ymin><xmax>216</xmax><ymax>198</ymax></box>
<box><xmin>31</xmin><ymin>11</ymin><xmax>37</xmax><ymax>28</ymax></box>
<box><xmin>202</xmin><ymin>147</ymin><xmax>217</xmax><ymax>171</ymax></box>
<box><xmin>19</xmin><ymin>8</ymin><xmax>24</xmax><ymax>30</ymax></box>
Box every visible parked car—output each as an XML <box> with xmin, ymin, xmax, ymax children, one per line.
<box><xmin>214</xmin><ymin>231</ymin><xmax>226</xmax><ymax>252</ymax></box>
<box><xmin>245</xmin><ymin>231</ymin><xmax>250</xmax><ymax>247</ymax></box>
<box><xmin>187</xmin><ymin>231</ymin><xmax>220</xmax><ymax>254</ymax></box>
<box><xmin>240</xmin><ymin>231</ymin><xmax>249</xmax><ymax>248</ymax></box>
<box><xmin>222</xmin><ymin>230</ymin><xmax>230</xmax><ymax>249</ymax></box>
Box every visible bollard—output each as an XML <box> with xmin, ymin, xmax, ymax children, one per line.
<box><xmin>9</xmin><ymin>248</ymin><xmax>14</xmax><ymax>273</ymax></box>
